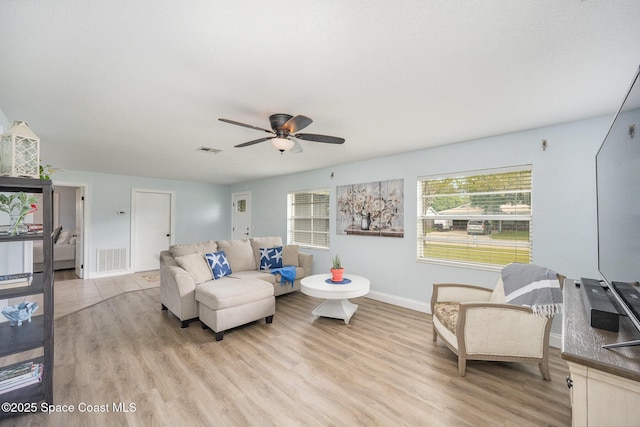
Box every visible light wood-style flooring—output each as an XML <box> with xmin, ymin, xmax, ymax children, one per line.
<box><xmin>4</xmin><ymin>282</ymin><xmax>572</xmax><ymax>426</ymax></box>
<box><xmin>52</xmin><ymin>269</ymin><xmax>160</xmax><ymax>319</ymax></box>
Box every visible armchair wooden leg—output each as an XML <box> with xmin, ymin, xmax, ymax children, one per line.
<box><xmin>539</xmin><ymin>361</ymin><xmax>551</xmax><ymax>381</ymax></box>
<box><xmin>458</xmin><ymin>356</ymin><xmax>467</xmax><ymax>376</ymax></box>
<box><xmin>432</xmin><ymin>326</ymin><xmax>438</xmax><ymax>342</ymax></box>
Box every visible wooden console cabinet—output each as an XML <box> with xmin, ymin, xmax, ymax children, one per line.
<box><xmin>561</xmin><ymin>278</ymin><xmax>640</xmax><ymax>426</ymax></box>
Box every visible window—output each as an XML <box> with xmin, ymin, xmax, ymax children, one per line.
<box><xmin>287</xmin><ymin>188</ymin><xmax>330</xmax><ymax>249</ymax></box>
<box><xmin>417</xmin><ymin>166</ymin><xmax>532</xmax><ymax>269</ymax></box>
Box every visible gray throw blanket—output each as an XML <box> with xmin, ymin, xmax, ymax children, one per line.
<box><xmin>502</xmin><ymin>263</ymin><xmax>562</xmax><ymax>317</ymax></box>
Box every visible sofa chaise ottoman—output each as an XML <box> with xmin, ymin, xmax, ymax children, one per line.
<box><xmin>196</xmin><ymin>276</ymin><xmax>274</xmax><ymax>341</ymax></box>
<box><xmin>159</xmin><ymin>236</ymin><xmax>313</xmax><ymax>339</ymax></box>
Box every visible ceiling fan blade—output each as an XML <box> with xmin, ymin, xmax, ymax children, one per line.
<box><xmin>234</xmin><ymin>136</ymin><xmax>274</xmax><ymax>148</ymax></box>
<box><xmin>290</xmin><ymin>138</ymin><xmax>303</xmax><ymax>154</ymax></box>
<box><xmin>219</xmin><ymin>118</ymin><xmax>274</xmax><ymax>134</ymax></box>
<box><xmin>294</xmin><ymin>133</ymin><xmax>345</xmax><ymax>144</ymax></box>
<box><xmin>282</xmin><ymin>115</ymin><xmax>313</xmax><ymax>133</ymax></box>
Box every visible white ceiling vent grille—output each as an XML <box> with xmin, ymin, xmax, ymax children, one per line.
<box><xmin>197</xmin><ymin>146</ymin><xmax>222</xmax><ymax>154</ymax></box>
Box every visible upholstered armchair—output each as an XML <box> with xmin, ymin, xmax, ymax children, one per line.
<box><xmin>431</xmin><ymin>270</ymin><xmax>565</xmax><ymax>380</ymax></box>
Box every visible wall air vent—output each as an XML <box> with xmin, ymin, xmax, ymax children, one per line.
<box><xmin>197</xmin><ymin>146</ymin><xmax>222</xmax><ymax>154</ymax></box>
<box><xmin>97</xmin><ymin>248</ymin><xmax>128</xmax><ymax>273</ymax></box>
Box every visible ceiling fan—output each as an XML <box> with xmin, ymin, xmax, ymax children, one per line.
<box><xmin>218</xmin><ymin>113</ymin><xmax>345</xmax><ymax>153</ymax></box>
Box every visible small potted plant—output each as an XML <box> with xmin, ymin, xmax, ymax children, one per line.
<box><xmin>330</xmin><ymin>254</ymin><xmax>344</xmax><ymax>282</ymax></box>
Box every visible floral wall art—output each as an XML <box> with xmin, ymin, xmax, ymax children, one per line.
<box><xmin>336</xmin><ymin>179</ymin><xmax>404</xmax><ymax>237</ymax></box>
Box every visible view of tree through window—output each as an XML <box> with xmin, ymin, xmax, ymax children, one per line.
<box><xmin>417</xmin><ymin>166</ymin><xmax>532</xmax><ymax>268</ymax></box>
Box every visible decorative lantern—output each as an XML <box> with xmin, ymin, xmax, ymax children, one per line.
<box><xmin>0</xmin><ymin>121</ymin><xmax>40</xmax><ymax>178</ymax></box>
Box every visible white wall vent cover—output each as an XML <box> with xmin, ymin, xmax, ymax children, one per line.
<box><xmin>97</xmin><ymin>248</ymin><xmax>128</xmax><ymax>273</ymax></box>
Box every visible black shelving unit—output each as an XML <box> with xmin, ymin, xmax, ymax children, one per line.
<box><xmin>0</xmin><ymin>177</ymin><xmax>53</xmax><ymax>418</ymax></box>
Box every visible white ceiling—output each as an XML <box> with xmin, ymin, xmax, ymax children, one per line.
<box><xmin>1</xmin><ymin>1</ymin><xmax>639</xmax><ymax>185</ymax></box>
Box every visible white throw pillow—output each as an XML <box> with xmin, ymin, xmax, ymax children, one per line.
<box><xmin>57</xmin><ymin>229</ymin><xmax>72</xmax><ymax>244</ymax></box>
<box><xmin>174</xmin><ymin>253</ymin><xmax>213</xmax><ymax>284</ymax></box>
<box><xmin>282</xmin><ymin>245</ymin><xmax>300</xmax><ymax>267</ymax></box>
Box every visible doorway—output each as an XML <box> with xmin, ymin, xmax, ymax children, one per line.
<box><xmin>131</xmin><ymin>189</ymin><xmax>174</xmax><ymax>272</ymax></box>
<box><xmin>231</xmin><ymin>192</ymin><xmax>251</xmax><ymax>240</ymax></box>
<box><xmin>49</xmin><ymin>183</ymin><xmax>87</xmax><ymax>279</ymax></box>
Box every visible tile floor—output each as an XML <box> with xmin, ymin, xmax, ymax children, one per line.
<box><xmin>53</xmin><ymin>270</ymin><xmax>160</xmax><ymax>319</ymax></box>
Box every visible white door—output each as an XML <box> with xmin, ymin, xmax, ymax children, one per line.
<box><xmin>133</xmin><ymin>190</ymin><xmax>173</xmax><ymax>272</ymax></box>
<box><xmin>231</xmin><ymin>192</ymin><xmax>251</xmax><ymax>240</ymax></box>
<box><xmin>74</xmin><ymin>187</ymin><xmax>84</xmax><ymax>278</ymax></box>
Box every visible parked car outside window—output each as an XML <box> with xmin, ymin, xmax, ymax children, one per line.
<box><xmin>466</xmin><ymin>220</ymin><xmax>492</xmax><ymax>235</ymax></box>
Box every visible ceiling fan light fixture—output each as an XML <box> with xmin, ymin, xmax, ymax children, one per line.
<box><xmin>271</xmin><ymin>137</ymin><xmax>294</xmax><ymax>153</ymax></box>
<box><xmin>221</xmin><ymin>113</ymin><xmax>344</xmax><ymax>151</ymax></box>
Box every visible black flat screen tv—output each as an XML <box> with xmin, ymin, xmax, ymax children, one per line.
<box><xmin>596</xmin><ymin>65</ymin><xmax>640</xmax><ymax>348</ymax></box>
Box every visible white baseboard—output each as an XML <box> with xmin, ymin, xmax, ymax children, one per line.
<box><xmin>366</xmin><ymin>290</ymin><xmax>430</xmax><ymax>313</ymax></box>
<box><xmin>88</xmin><ymin>269</ymin><xmax>133</xmax><ymax>279</ymax></box>
<box><xmin>549</xmin><ymin>332</ymin><xmax>562</xmax><ymax>349</ymax></box>
<box><xmin>365</xmin><ymin>290</ymin><xmax>563</xmax><ymax>349</ymax></box>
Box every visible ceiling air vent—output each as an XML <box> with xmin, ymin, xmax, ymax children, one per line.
<box><xmin>197</xmin><ymin>146</ymin><xmax>222</xmax><ymax>154</ymax></box>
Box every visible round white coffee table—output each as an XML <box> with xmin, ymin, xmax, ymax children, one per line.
<box><xmin>300</xmin><ymin>274</ymin><xmax>370</xmax><ymax>324</ymax></box>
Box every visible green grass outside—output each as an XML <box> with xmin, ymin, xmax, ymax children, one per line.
<box><xmin>425</xmin><ymin>229</ymin><xmax>529</xmax><ymax>240</ymax></box>
<box><xmin>422</xmin><ymin>242</ymin><xmax>530</xmax><ymax>265</ymax></box>
<box><xmin>489</xmin><ymin>230</ymin><xmax>529</xmax><ymax>241</ymax></box>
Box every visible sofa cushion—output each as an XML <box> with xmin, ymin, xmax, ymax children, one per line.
<box><xmin>282</xmin><ymin>244</ymin><xmax>300</xmax><ymax>267</ymax></box>
<box><xmin>174</xmin><ymin>253</ymin><xmax>212</xmax><ymax>284</ymax></box>
<box><xmin>195</xmin><ymin>277</ymin><xmax>274</xmax><ymax>310</ymax></box>
<box><xmin>434</xmin><ymin>302</ymin><xmax>460</xmax><ymax>334</ymax></box>
<box><xmin>170</xmin><ymin>240</ymin><xmax>217</xmax><ymax>258</ymax></box>
<box><xmin>259</xmin><ymin>246</ymin><xmax>283</xmax><ymax>270</ymax></box>
<box><xmin>234</xmin><ymin>267</ymin><xmax>306</xmax><ymax>284</ymax></box>
<box><xmin>216</xmin><ymin>239</ymin><xmax>255</xmax><ymax>272</ymax></box>
<box><xmin>232</xmin><ymin>270</ymin><xmax>276</xmax><ymax>284</ymax></box>
<box><xmin>205</xmin><ymin>251</ymin><xmax>233</xmax><ymax>280</ymax></box>
<box><xmin>250</xmin><ymin>237</ymin><xmax>283</xmax><ymax>269</ymax></box>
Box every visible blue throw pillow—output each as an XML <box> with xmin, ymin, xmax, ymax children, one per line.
<box><xmin>205</xmin><ymin>251</ymin><xmax>232</xmax><ymax>279</ymax></box>
<box><xmin>259</xmin><ymin>246</ymin><xmax>283</xmax><ymax>270</ymax></box>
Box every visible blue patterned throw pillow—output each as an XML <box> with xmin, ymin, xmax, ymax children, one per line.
<box><xmin>205</xmin><ymin>251</ymin><xmax>232</xmax><ymax>279</ymax></box>
<box><xmin>259</xmin><ymin>246</ymin><xmax>283</xmax><ymax>270</ymax></box>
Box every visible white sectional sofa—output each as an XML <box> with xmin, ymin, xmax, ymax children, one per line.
<box><xmin>159</xmin><ymin>236</ymin><xmax>313</xmax><ymax>340</ymax></box>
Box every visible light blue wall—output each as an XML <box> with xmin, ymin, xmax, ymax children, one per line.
<box><xmin>51</xmin><ymin>170</ymin><xmax>231</xmax><ymax>277</ymax></box>
<box><xmin>1</xmin><ymin>108</ymin><xmax>610</xmax><ymax>312</ymax></box>
<box><xmin>232</xmin><ymin>115</ymin><xmax>611</xmax><ymax>310</ymax></box>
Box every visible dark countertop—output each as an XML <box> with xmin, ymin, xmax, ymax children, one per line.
<box><xmin>561</xmin><ymin>278</ymin><xmax>640</xmax><ymax>382</ymax></box>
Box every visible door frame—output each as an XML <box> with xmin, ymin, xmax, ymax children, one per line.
<box><xmin>52</xmin><ymin>180</ymin><xmax>89</xmax><ymax>279</ymax></box>
<box><xmin>130</xmin><ymin>188</ymin><xmax>175</xmax><ymax>273</ymax></box>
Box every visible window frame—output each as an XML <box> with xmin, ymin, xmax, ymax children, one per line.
<box><xmin>287</xmin><ymin>188</ymin><xmax>330</xmax><ymax>250</ymax></box>
<box><xmin>417</xmin><ymin>165</ymin><xmax>533</xmax><ymax>271</ymax></box>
